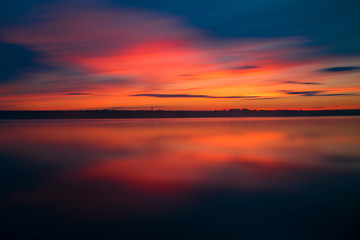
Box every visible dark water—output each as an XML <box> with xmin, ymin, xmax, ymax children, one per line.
<box><xmin>1</xmin><ymin>117</ymin><xmax>360</xmax><ymax>240</ymax></box>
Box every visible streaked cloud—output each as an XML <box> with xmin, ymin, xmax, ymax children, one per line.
<box><xmin>320</xmin><ymin>66</ymin><xmax>360</xmax><ymax>72</ymax></box>
<box><xmin>131</xmin><ymin>93</ymin><xmax>259</xmax><ymax>99</ymax></box>
<box><xmin>0</xmin><ymin>0</ymin><xmax>359</xmax><ymax>110</ymax></box>
<box><xmin>281</xmin><ymin>81</ymin><xmax>323</xmax><ymax>85</ymax></box>
<box><xmin>64</xmin><ymin>93</ymin><xmax>92</xmax><ymax>96</ymax></box>
<box><xmin>230</xmin><ymin>65</ymin><xmax>259</xmax><ymax>70</ymax></box>
<box><xmin>0</xmin><ymin>42</ymin><xmax>44</xmax><ymax>82</ymax></box>
<box><xmin>114</xmin><ymin>0</ymin><xmax>360</xmax><ymax>55</ymax></box>
<box><xmin>283</xmin><ymin>90</ymin><xmax>354</xmax><ymax>97</ymax></box>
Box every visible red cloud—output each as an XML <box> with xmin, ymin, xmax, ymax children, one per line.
<box><xmin>1</xmin><ymin>1</ymin><xmax>359</xmax><ymax>110</ymax></box>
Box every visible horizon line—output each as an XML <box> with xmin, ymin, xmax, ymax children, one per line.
<box><xmin>1</xmin><ymin>108</ymin><xmax>360</xmax><ymax>112</ymax></box>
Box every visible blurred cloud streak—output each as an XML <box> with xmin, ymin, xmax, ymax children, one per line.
<box><xmin>0</xmin><ymin>0</ymin><xmax>359</xmax><ymax>110</ymax></box>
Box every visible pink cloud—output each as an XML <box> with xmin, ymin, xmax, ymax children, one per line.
<box><xmin>1</xmin><ymin>1</ymin><xmax>359</xmax><ymax>110</ymax></box>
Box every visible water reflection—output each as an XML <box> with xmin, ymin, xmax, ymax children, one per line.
<box><xmin>1</xmin><ymin>117</ymin><xmax>360</xmax><ymax>239</ymax></box>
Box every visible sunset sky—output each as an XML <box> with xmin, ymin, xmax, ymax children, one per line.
<box><xmin>1</xmin><ymin>0</ymin><xmax>359</xmax><ymax>110</ymax></box>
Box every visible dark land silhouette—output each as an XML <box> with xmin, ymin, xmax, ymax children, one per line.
<box><xmin>1</xmin><ymin>109</ymin><xmax>360</xmax><ymax>119</ymax></box>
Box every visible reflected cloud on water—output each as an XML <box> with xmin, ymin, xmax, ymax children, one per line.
<box><xmin>1</xmin><ymin>117</ymin><xmax>360</xmax><ymax>239</ymax></box>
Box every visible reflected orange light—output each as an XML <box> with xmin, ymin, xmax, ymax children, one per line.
<box><xmin>2</xmin><ymin>117</ymin><xmax>360</xmax><ymax>216</ymax></box>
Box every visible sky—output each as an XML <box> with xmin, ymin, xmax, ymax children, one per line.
<box><xmin>0</xmin><ymin>0</ymin><xmax>359</xmax><ymax>110</ymax></box>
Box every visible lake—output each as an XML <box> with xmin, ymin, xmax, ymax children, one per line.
<box><xmin>1</xmin><ymin>117</ymin><xmax>360</xmax><ymax>240</ymax></box>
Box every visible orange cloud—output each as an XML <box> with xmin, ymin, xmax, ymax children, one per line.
<box><xmin>0</xmin><ymin>1</ymin><xmax>359</xmax><ymax>110</ymax></box>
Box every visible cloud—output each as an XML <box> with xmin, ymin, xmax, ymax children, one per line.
<box><xmin>283</xmin><ymin>90</ymin><xmax>353</xmax><ymax>97</ymax></box>
<box><xmin>230</xmin><ymin>65</ymin><xmax>259</xmax><ymax>70</ymax></box>
<box><xmin>1</xmin><ymin>2</ymin><xmax>200</xmax><ymax>64</ymax></box>
<box><xmin>320</xmin><ymin>66</ymin><xmax>360</xmax><ymax>72</ymax></box>
<box><xmin>131</xmin><ymin>93</ymin><xmax>259</xmax><ymax>99</ymax></box>
<box><xmin>245</xmin><ymin>97</ymin><xmax>278</xmax><ymax>100</ymax></box>
<box><xmin>0</xmin><ymin>1</ymin><xmax>322</xmax><ymax>85</ymax></box>
<box><xmin>113</xmin><ymin>0</ymin><xmax>360</xmax><ymax>55</ymax></box>
<box><xmin>64</xmin><ymin>93</ymin><xmax>92</xmax><ymax>96</ymax></box>
<box><xmin>0</xmin><ymin>42</ymin><xmax>44</xmax><ymax>82</ymax></box>
<box><xmin>282</xmin><ymin>81</ymin><xmax>323</xmax><ymax>85</ymax></box>
<box><xmin>1</xmin><ymin>0</ymin><xmax>359</xmax><ymax>110</ymax></box>
<box><xmin>285</xmin><ymin>90</ymin><xmax>324</xmax><ymax>96</ymax></box>
<box><xmin>1</xmin><ymin>2</ymin><xmax>320</xmax><ymax>93</ymax></box>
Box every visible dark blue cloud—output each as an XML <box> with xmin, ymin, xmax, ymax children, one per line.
<box><xmin>110</xmin><ymin>0</ymin><xmax>360</xmax><ymax>55</ymax></box>
<box><xmin>231</xmin><ymin>65</ymin><xmax>259</xmax><ymax>70</ymax></box>
<box><xmin>131</xmin><ymin>93</ymin><xmax>259</xmax><ymax>99</ymax></box>
<box><xmin>284</xmin><ymin>90</ymin><xmax>353</xmax><ymax>97</ymax></box>
<box><xmin>320</xmin><ymin>66</ymin><xmax>360</xmax><ymax>72</ymax></box>
<box><xmin>0</xmin><ymin>42</ymin><xmax>42</xmax><ymax>82</ymax></box>
<box><xmin>286</xmin><ymin>90</ymin><xmax>324</xmax><ymax>96</ymax></box>
<box><xmin>0</xmin><ymin>0</ymin><xmax>54</xmax><ymax>27</ymax></box>
<box><xmin>282</xmin><ymin>81</ymin><xmax>323</xmax><ymax>85</ymax></box>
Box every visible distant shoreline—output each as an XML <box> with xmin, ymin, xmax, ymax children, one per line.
<box><xmin>1</xmin><ymin>109</ymin><xmax>360</xmax><ymax>119</ymax></box>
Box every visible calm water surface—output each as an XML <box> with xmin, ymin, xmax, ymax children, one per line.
<box><xmin>1</xmin><ymin>117</ymin><xmax>360</xmax><ymax>240</ymax></box>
